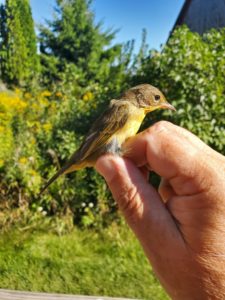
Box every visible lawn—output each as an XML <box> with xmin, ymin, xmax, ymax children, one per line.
<box><xmin>0</xmin><ymin>218</ymin><xmax>168</xmax><ymax>299</ymax></box>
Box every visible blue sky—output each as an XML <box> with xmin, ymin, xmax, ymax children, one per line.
<box><xmin>1</xmin><ymin>0</ymin><xmax>185</xmax><ymax>51</ymax></box>
<box><xmin>30</xmin><ymin>0</ymin><xmax>184</xmax><ymax>51</ymax></box>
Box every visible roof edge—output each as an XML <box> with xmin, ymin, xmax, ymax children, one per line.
<box><xmin>171</xmin><ymin>0</ymin><xmax>192</xmax><ymax>33</ymax></box>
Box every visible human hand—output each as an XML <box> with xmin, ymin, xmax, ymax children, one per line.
<box><xmin>95</xmin><ymin>121</ymin><xmax>225</xmax><ymax>300</ymax></box>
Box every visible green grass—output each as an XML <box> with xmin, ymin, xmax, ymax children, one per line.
<box><xmin>0</xmin><ymin>220</ymin><xmax>168</xmax><ymax>299</ymax></box>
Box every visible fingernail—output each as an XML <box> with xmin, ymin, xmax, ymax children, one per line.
<box><xmin>95</xmin><ymin>156</ymin><xmax>117</xmax><ymax>182</ymax></box>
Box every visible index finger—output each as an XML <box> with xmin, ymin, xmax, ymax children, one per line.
<box><xmin>123</xmin><ymin>121</ymin><xmax>209</xmax><ymax>181</ymax></box>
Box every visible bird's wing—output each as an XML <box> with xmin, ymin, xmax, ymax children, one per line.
<box><xmin>39</xmin><ymin>100</ymin><xmax>130</xmax><ymax>195</ymax></box>
<box><xmin>70</xmin><ymin>100</ymin><xmax>130</xmax><ymax>163</ymax></box>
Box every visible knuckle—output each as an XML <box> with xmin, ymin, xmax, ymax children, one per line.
<box><xmin>117</xmin><ymin>185</ymin><xmax>143</xmax><ymax>221</ymax></box>
<box><xmin>145</xmin><ymin>121</ymin><xmax>170</xmax><ymax>141</ymax></box>
<box><xmin>150</xmin><ymin>121</ymin><xmax>171</xmax><ymax>134</ymax></box>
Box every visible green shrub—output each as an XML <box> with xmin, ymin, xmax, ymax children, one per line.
<box><xmin>0</xmin><ymin>78</ymin><xmax>116</xmax><ymax>227</ymax></box>
<box><xmin>133</xmin><ymin>26</ymin><xmax>225</xmax><ymax>153</ymax></box>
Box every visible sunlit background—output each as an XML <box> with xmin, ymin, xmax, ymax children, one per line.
<box><xmin>32</xmin><ymin>0</ymin><xmax>184</xmax><ymax>51</ymax></box>
<box><xmin>0</xmin><ymin>0</ymin><xmax>185</xmax><ymax>51</ymax></box>
<box><xmin>0</xmin><ymin>0</ymin><xmax>225</xmax><ymax>299</ymax></box>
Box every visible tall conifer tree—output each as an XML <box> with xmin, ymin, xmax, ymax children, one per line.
<box><xmin>0</xmin><ymin>5</ymin><xmax>6</xmax><ymax>83</ymax></box>
<box><xmin>39</xmin><ymin>0</ymin><xmax>121</xmax><ymax>83</ymax></box>
<box><xmin>0</xmin><ymin>0</ymin><xmax>39</xmax><ymax>85</ymax></box>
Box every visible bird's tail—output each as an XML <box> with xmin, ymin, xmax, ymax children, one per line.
<box><xmin>38</xmin><ymin>158</ymin><xmax>85</xmax><ymax>196</ymax></box>
<box><xmin>38</xmin><ymin>165</ymin><xmax>68</xmax><ymax>196</ymax></box>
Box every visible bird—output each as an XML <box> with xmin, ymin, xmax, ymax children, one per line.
<box><xmin>39</xmin><ymin>84</ymin><xmax>175</xmax><ymax>194</ymax></box>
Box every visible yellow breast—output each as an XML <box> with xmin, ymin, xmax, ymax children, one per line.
<box><xmin>115</xmin><ymin>108</ymin><xmax>146</xmax><ymax>145</ymax></box>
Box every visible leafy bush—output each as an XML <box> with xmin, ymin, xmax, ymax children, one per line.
<box><xmin>133</xmin><ymin>26</ymin><xmax>225</xmax><ymax>153</ymax></box>
<box><xmin>0</xmin><ymin>79</ymin><xmax>116</xmax><ymax>227</ymax></box>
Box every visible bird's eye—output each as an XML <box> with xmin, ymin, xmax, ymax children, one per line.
<box><xmin>154</xmin><ymin>95</ymin><xmax>160</xmax><ymax>101</ymax></box>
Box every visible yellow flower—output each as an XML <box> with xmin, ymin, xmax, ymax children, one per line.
<box><xmin>0</xmin><ymin>126</ymin><xmax>5</xmax><ymax>133</ymax></box>
<box><xmin>43</xmin><ymin>123</ymin><xmax>52</xmax><ymax>132</ymax></box>
<box><xmin>31</xmin><ymin>103</ymin><xmax>41</xmax><ymax>111</ymax></box>
<box><xmin>0</xmin><ymin>159</ymin><xmax>4</xmax><ymax>167</ymax></box>
<box><xmin>41</xmin><ymin>90</ymin><xmax>52</xmax><ymax>98</ymax></box>
<box><xmin>50</xmin><ymin>102</ymin><xmax>56</xmax><ymax>111</ymax></box>
<box><xmin>19</xmin><ymin>157</ymin><xmax>28</xmax><ymax>164</ymax></box>
<box><xmin>39</xmin><ymin>98</ymin><xmax>50</xmax><ymax>107</ymax></box>
<box><xmin>0</xmin><ymin>92</ymin><xmax>27</xmax><ymax>113</ymax></box>
<box><xmin>55</xmin><ymin>91</ymin><xmax>63</xmax><ymax>98</ymax></box>
<box><xmin>31</xmin><ymin>138</ymin><xmax>36</xmax><ymax>145</ymax></box>
<box><xmin>83</xmin><ymin>91</ymin><xmax>94</xmax><ymax>101</ymax></box>
<box><xmin>16</xmin><ymin>99</ymin><xmax>27</xmax><ymax>112</ymax></box>
<box><xmin>24</xmin><ymin>92</ymin><xmax>32</xmax><ymax>99</ymax></box>
<box><xmin>14</xmin><ymin>88</ymin><xmax>22</xmax><ymax>96</ymax></box>
<box><xmin>28</xmin><ymin>169</ymin><xmax>37</xmax><ymax>176</ymax></box>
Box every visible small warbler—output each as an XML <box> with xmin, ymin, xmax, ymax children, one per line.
<box><xmin>40</xmin><ymin>84</ymin><xmax>175</xmax><ymax>194</ymax></box>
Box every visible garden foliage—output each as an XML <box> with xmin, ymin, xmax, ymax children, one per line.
<box><xmin>0</xmin><ymin>0</ymin><xmax>224</xmax><ymax>227</ymax></box>
<box><xmin>132</xmin><ymin>26</ymin><xmax>225</xmax><ymax>153</ymax></box>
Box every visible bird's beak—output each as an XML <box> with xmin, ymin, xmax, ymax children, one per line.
<box><xmin>160</xmin><ymin>102</ymin><xmax>176</xmax><ymax>111</ymax></box>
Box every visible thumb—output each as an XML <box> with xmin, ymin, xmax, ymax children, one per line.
<box><xmin>95</xmin><ymin>155</ymin><xmax>183</xmax><ymax>255</ymax></box>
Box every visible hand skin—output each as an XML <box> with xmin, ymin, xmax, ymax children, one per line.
<box><xmin>95</xmin><ymin>121</ymin><xmax>225</xmax><ymax>300</ymax></box>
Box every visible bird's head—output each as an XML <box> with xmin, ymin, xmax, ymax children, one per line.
<box><xmin>121</xmin><ymin>84</ymin><xmax>175</xmax><ymax>113</ymax></box>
